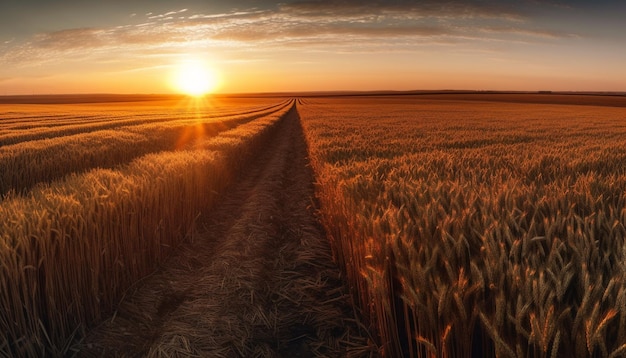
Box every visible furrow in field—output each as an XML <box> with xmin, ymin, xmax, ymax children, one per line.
<box><xmin>0</xmin><ymin>101</ymin><xmax>284</xmax><ymax>131</ymax></box>
<box><xmin>0</xmin><ymin>101</ymin><xmax>287</xmax><ymax>146</ymax></box>
<box><xmin>0</xmin><ymin>101</ymin><xmax>292</xmax><ymax>197</ymax></box>
<box><xmin>74</xmin><ymin>105</ymin><xmax>373</xmax><ymax>357</ymax></box>
<box><xmin>0</xmin><ymin>98</ymin><xmax>284</xmax><ymax>123</ymax></box>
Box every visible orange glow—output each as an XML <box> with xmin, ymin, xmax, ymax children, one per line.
<box><xmin>173</xmin><ymin>95</ymin><xmax>224</xmax><ymax>150</ymax></box>
<box><xmin>171</xmin><ymin>60</ymin><xmax>220</xmax><ymax>97</ymax></box>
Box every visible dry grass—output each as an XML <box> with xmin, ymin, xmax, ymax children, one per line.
<box><xmin>0</xmin><ymin>98</ymin><xmax>284</xmax><ymax>145</ymax></box>
<box><xmin>0</xmin><ymin>99</ymin><xmax>293</xmax><ymax>356</ymax></box>
<box><xmin>0</xmin><ymin>100</ymin><xmax>290</xmax><ymax>196</ymax></box>
<box><xmin>299</xmin><ymin>96</ymin><xmax>626</xmax><ymax>357</ymax></box>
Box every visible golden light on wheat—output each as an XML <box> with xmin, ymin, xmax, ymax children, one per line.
<box><xmin>4</xmin><ymin>94</ymin><xmax>626</xmax><ymax>356</ymax></box>
<box><xmin>299</xmin><ymin>95</ymin><xmax>626</xmax><ymax>357</ymax></box>
<box><xmin>0</xmin><ymin>98</ymin><xmax>293</xmax><ymax>355</ymax></box>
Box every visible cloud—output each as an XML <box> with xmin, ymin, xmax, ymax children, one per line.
<box><xmin>0</xmin><ymin>0</ymin><xmax>577</xmax><ymax>68</ymax></box>
<box><xmin>279</xmin><ymin>0</ymin><xmax>525</xmax><ymax>20</ymax></box>
<box><xmin>211</xmin><ymin>22</ymin><xmax>450</xmax><ymax>42</ymax></box>
<box><xmin>148</xmin><ymin>8</ymin><xmax>188</xmax><ymax>20</ymax></box>
<box><xmin>187</xmin><ymin>10</ymin><xmax>267</xmax><ymax>20</ymax></box>
<box><xmin>32</xmin><ymin>28</ymin><xmax>106</xmax><ymax>50</ymax></box>
<box><xmin>194</xmin><ymin>2</ymin><xmax>572</xmax><ymax>45</ymax></box>
<box><xmin>479</xmin><ymin>26</ymin><xmax>576</xmax><ymax>40</ymax></box>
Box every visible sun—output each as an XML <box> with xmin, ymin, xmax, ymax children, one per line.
<box><xmin>172</xmin><ymin>60</ymin><xmax>219</xmax><ymax>97</ymax></box>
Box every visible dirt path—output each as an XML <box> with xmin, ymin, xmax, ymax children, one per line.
<box><xmin>74</xmin><ymin>106</ymin><xmax>373</xmax><ymax>357</ymax></box>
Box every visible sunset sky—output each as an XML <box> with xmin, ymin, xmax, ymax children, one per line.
<box><xmin>0</xmin><ymin>0</ymin><xmax>624</xmax><ymax>95</ymax></box>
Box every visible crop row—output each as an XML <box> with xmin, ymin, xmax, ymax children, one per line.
<box><xmin>0</xmin><ymin>100</ymin><xmax>294</xmax><ymax>356</ymax></box>
<box><xmin>0</xmin><ymin>100</ymin><xmax>292</xmax><ymax>196</ymax></box>
<box><xmin>299</xmin><ymin>97</ymin><xmax>626</xmax><ymax>357</ymax></box>
<box><xmin>0</xmin><ymin>97</ymin><xmax>280</xmax><ymax>126</ymax></box>
<box><xmin>0</xmin><ymin>98</ymin><xmax>284</xmax><ymax>146</ymax></box>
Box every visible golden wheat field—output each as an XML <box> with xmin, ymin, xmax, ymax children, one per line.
<box><xmin>0</xmin><ymin>96</ymin><xmax>299</xmax><ymax>355</ymax></box>
<box><xmin>3</xmin><ymin>93</ymin><xmax>626</xmax><ymax>357</ymax></box>
<box><xmin>299</xmin><ymin>94</ymin><xmax>626</xmax><ymax>357</ymax></box>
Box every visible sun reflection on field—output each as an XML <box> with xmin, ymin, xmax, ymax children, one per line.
<box><xmin>173</xmin><ymin>96</ymin><xmax>218</xmax><ymax>150</ymax></box>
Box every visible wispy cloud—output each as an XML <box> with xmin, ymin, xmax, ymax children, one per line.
<box><xmin>479</xmin><ymin>26</ymin><xmax>577</xmax><ymax>40</ymax></box>
<box><xmin>0</xmin><ymin>1</ymin><xmax>579</xmax><ymax>69</ymax></box>
<box><xmin>211</xmin><ymin>22</ymin><xmax>450</xmax><ymax>42</ymax></box>
<box><xmin>148</xmin><ymin>8</ymin><xmax>188</xmax><ymax>20</ymax></box>
<box><xmin>188</xmin><ymin>10</ymin><xmax>266</xmax><ymax>20</ymax></box>
<box><xmin>279</xmin><ymin>0</ymin><xmax>525</xmax><ymax>20</ymax></box>
<box><xmin>32</xmin><ymin>28</ymin><xmax>106</xmax><ymax>50</ymax></box>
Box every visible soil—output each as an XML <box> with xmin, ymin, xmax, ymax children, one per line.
<box><xmin>72</xmin><ymin>106</ymin><xmax>373</xmax><ymax>357</ymax></box>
